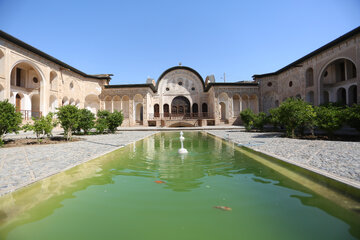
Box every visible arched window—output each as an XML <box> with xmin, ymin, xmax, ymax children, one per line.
<box><xmin>337</xmin><ymin>88</ymin><xmax>346</xmax><ymax>105</ymax></box>
<box><xmin>202</xmin><ymin>103</ymin><xmax>208</xmax><ymax>117</ymax></box>
<box><xmin>192</xmin><ymin>103</ymin><xmax>198</xmax><ymax>117</ymax></box>
<box><xmin>348</xmin><ymin>85</ymin><xmax>357</xmax><ymax>106</ymax></box>
<box><xmin>305</xmin><ymin>91</ymin><xmax>314</xmax><ymax>105</ymax></box>
<box><xmin>154</xmin><ymin>104</ymin><xmax>160</xmax><ymax>117</ymax></box>
<box><xmin>171</xmin><ymin>96</ymin><xmax>190</xmax><ymax>115</ymax></box>
<box><xmin>163</xmin><ymin>104</ymin><xmax>169</xmax><ymax>117</ymax></box>
<box><xmin>50</xmin><ymin>71</ymin><xmax>58</xmax><ymax>91</ymax></box>
<box><xmin>305</xmin><ymin>68</ymin><xmax>314</xmax><ymax>87</ymax></box>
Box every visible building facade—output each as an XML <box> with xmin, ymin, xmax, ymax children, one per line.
<box><xmin>0</xmin><ymin>26</ymin><xmax>359</xmax><ymax>127</ymax></box>
<box><xmin>0</xmin><ymin>31</ymin><xmax>110</xmax><ymax>120</ymax></box>
<box><xmin>254</xmin><ymin>27</ymin><xmax>360</xmax><ymax>113</ymax></box>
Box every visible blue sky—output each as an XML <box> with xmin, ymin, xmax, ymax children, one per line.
<box><xmin>0</xmin><ymin>0</ymin><xmax>359</xmax><ymax>84</ymax></box>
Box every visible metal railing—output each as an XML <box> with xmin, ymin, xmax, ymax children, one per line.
<box><xmin>19</xmin><ymin>110</ymin><xmax>42</xmax><ymax>120</ymax></box>
<box><xmin>148</xmin><ymin>112</ymin><xmax>213</xmax><ymax>120</ymax></box>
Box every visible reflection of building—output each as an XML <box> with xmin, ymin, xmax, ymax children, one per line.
<box><xmin>0</xmin><ymin>26</ymin><xmax>359</xmax><ymax>126</ymax></box>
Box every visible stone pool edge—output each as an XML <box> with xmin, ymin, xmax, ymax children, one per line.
<box><xmin>0</xmin><ymin>131</ymin><xmax>159</xmax><ymax>197</ymax></box>
<box><xmin>205</xmin><ymin>131</ymin><xmax>360</xmax><ymax>191</ymax></box>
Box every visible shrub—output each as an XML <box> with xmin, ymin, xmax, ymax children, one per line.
<box><xmin>315</xmin><ymin>104</ymin><xmax>344</xmax><ymax>136</ymax></box>
<box><xmin>345</xmin><ymin>104</ymin><xmax>360</xmax><ymax>132</ymax></box>
<box><xmin>0</xmin><ymin>100</ymin><xmax>22</xmax><ymax>145</ymax></box>
<box><xmin>95</xmin><ymin>110</ymin><xmax>110</xmax><ymax>134</ymax></box>
<box><xmin>240</xmin><ymin>109</ymin><xmax>255</xmax><ymax>131</ymax></box>
<box><xmin>57</xmin><ymin>105</ymin><xmax>79</xmax><ymax>140</ymax></box>
<box><xmin>276</xmin><ymin>98</ymin><xmax>315</xmax><ymax>138</ymax></box>
<box><xmin>253</xmin><ymin>112</ymin><xmax>268</xmax><ymax>131</ymax></box>
<box><xmin>76</xmin><ymin>109</ymin><xmax>95</xmax><ymax>134</ymax></box>
<box><xmin>269</xmin><ymin>107</ymin><xmax>281</xmax><ymax>128</ymax></box>
<box><xmin>23</xmin><ymin>112</ymin><xmax>57</xmax><ymax>143</ymax></box>
<box><xmin>107</xmin><ymin>110</ymin><xmax>124</xmax><ymax>133</ymax></box>
<box><xmin>95</xmin><ymin>110</ymin><xmax>123</xmax><ymax>133</ymax></box>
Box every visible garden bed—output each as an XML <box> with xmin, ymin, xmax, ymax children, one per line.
<box><xmin>2</xmin><ymin>136</ymin><xmax>82</xmax><ymax>148</ymax></box>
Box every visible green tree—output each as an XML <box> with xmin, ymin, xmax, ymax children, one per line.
<box><xmin>240</xmin><ymin>109</ymin><xmax>255</xmax><ymax>131</ymax></box>
<box><xmin>269</xmin><ymin>107</ymin><xmax>281</xmax><ymax>128</ymax></box>
<box><xmin>95</xmin><ymin>110</ymin><xmax>123</xmax><ymax>133</ymax></box>
<box><xmin>76</xmin><ymin>109</ymin><xmax>95</xmax><ymax>134</ymax></box>
<box><xmin>23</xmin><ymin>112</ymin><xmax>58</xmax><ymax>143</ymax></box>
<box><xmin>277</xmin><ymin>98</ymin><xmax>315</xmax><ymax>138</ymax></box>
<box><xmin>314</xmin><ymin>104</ymin><xmax>344</xmax><ymax>136</ymax></box>
<box><xmin>345</xmin><ymin>104</ymin><xmax>360</xmax><ymax>132</ymax></box>
<box><xmin>57</xmin><ymin>105</ymin><xmax>79</xmax><ymax>140</ymax></box>
<box><xmin>95</xmin><ymin>110</ymin><xmax>110</xmax><ymax>134</ymax></box>
<box><xmin>253</xmin><ymin>112</ymin><xmax>268</xmax><ymax>131</ymax></box>
<box><xmin>107</xmin><ymin>110</ymin><xmax>124</xmax><ymax>133</ymax></box>
<box><xmin>0</xmin><ymin>100</ymin><xmax>22</xmax><ymax>145</ymax></box>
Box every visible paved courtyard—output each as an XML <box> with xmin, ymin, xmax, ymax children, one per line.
<box><xmin>206</xmin><ymin>130</ymin><xmax>360</xmax><ymax>188</ymax></box>
<box><xmin>0</xmin><ymin>128</ymin><xmax>359</xmax><ymax>196</ymax></box>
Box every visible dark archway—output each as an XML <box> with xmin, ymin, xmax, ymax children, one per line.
<box><xmin>154</xmin><ymin>104</ymin><xmax>159</xmax><ymax>117</ymax></box>
<box><xmin>192</xmin><ymin>103</ymin><xmax>198</xmax><ymax>117</ymax></box>
<box><xmin>202</xmin><ymin>103</ymin><xmax>208</xmax><ymax>117</ymax></box>
<box><xmin>349</xmin><ymin>85</ymin><xmax>357</xmax><ymax>106</ymax></box>
<box><xmin>163</xmin><ymin>104</ymin><xmax>169</xmax><ymax>117</ymax></box>
<box><xmin>171</xmin><ymin>96</ymin><xmax>190</xmax><ymax>115</ymax></box>
<box><xmin>337</xmin><ymin>88</ymin><xmax>346</xmax><ymax>105</ymax></box>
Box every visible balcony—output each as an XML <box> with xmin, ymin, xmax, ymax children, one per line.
<box><xmin>18</xmin><ymin>110</ymin><xmax>42</xmax><ymax>120</ymax></box>
<box><xmin>148</xmin><ymin>112</ymin><xmax>213</xmax><ymax>120</ymax></box>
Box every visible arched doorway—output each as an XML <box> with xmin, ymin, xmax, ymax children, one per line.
<box><xmin>154</xmin><ymin>104</ymin><xmax>160</xmax><ymax>117</ymax></box>
<box><xmin>136</xmin><ymin>103</ymin><xmax>143</xmax><ymax>122</ymax></box>
<box><xmin>202</xmin><ymin>103</ymin><xmax>208</xmax><ymax>117</ymax></box>
<box><xmin>15</xmin><ymin>94</ymin><xmax>21</xmax><ymax>112</ymax></box>
<box><xmin>348</xmin><ymin>85</ymin><xmax>357</xmax><ymax>106</ymax></box>
<box><xmin>163</xmin><ymin>104</ymin><xmax>169</xmax><ymax>117</ymax></box>
<box><xmin>31</xmin><ymin>94</ymin><xmax>40</xmax><ymax>118</ymax></box>
<box><xmin>220</xmin><ymin>102</ymin><xmax>226</xmax><ymax>120</ymax></box>
<box><xmin>171</xmin><ymin>96</ymin><xmax>190</xmax><ymax>115</ymax></box>
<box><xmin>320</xmin><ymin>58</ymin><xmax>357</xmax><ymax>104</ymax></box>
<box><xmin>337</xmin><ymin>88</ymin><xmax>346</xmax><ymax>105</ymax></box>
<box><xmin>85</xmin><ymin>94</ymin><xmax>100</xmax><ymax>114</ymax></box>
<box><xmin>192</xmin><ymin>103</ymin><xmax>198</xmax><ymax>117</ymax></box>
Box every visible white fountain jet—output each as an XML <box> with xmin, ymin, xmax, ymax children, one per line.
<box><xmin>178</xmin><ymin>131</ymin><xmax>188</xmax><ymax>154</ymax></box>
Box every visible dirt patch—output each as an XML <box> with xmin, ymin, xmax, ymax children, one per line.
<box><xmin>3</xmin><ymin>136</ymin><xmax>83</xmax><ymax>148</ymax></box>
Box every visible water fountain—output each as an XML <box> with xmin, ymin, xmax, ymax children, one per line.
<box><xmin>178</xmin><ymin>131</ymin><xmax>188</xmax><ymax>154</ymax></box>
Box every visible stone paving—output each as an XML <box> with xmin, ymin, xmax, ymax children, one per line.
<box><xmin>0</xmin><ymin>131</ymin><xmax>157</xmax><ymax>196</ymax></box>
<box><xmin>206</xmin><ymin>130</ymin><xmax>360</xmax><ymax>187</ymax></box>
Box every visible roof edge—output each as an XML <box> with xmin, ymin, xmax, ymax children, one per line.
<box><xmin>0</xmin><ymin>30</ymin><xmax>111</xmax><ymax>80</ymax></box>
<box><xmin>253</xmin><ymin>26</ymin><xmax>360</xmax><ymax>78</ymax></box>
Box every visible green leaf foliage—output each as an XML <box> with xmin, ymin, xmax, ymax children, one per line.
<box><xmin>345</xmin><ymin>104</ymin><xmax>360</xmax><ymax>132</ymax></box>
<box><xmin>240</xmin><ymin>109</ymin><xmax>255</xmax><ymax>131</ymax></box>
<box><xmin>253</xmin><ymin>112</ymin><xmax>268</xmax><ymax>131</ymax></box>
<box><xmin>23</xmin><ymin>112</ymin><xmax>57</xmax><ymax>143</ymax></box>
<box><xmin>276</xmin><ymin>98</ymin><xmax>316</xmax><ymax>138</ymax></box>
<box><xmin>107</xmin><ymin>111</ymin><xmax>124</xmax><ymax>133</ymax></box>
<box><xmin>56</xmin><ymin>105</ymin><xmax>80</xmax><ymax>140</ymax></box>
<box><xmin>95</xmin><ymin>110</ymin><xmax>124</xmax><ymax>133</ymax></box>
<box><xmin>314</xmin><ymin>104</ymin><xmax>344</xmax><ymax>136</ymax></box>
<box><xmin>77</xmin><ymin>109</ymin><xmax>95</xmax><ymax>134</ymax></box>
<box><xmin>0</xmin><ymin>100</ymin><xmax>22</xmax><ymax>145</ymax></box>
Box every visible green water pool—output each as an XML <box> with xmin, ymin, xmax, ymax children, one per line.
<box><xmin>0</xmin><ymin>131</ymin><xmax>359</xmax><ymax>239</ymax></box>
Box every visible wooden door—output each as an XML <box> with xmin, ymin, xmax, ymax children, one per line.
<box><xmin>16</xmin><ymin>95</ymin><xmax>21</xmax><ymax>112</ymax></box>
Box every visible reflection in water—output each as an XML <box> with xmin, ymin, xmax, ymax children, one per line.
<box><xmin>0</xmin><ymin>132</ymin><xmax>359</xmax><ymax>240</ymax></box>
